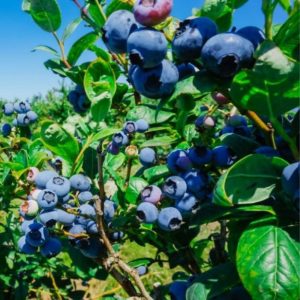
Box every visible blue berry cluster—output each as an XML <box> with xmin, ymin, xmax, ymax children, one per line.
<box><xmin>67</xmin><ymin>85</ymin><xmax>91</xmax><ymax>113</ymax></box>
<box><xmin>18</xmin><ymin>167</ymin><xmax>120</xmax><ymax>258</ymax></box>
<box><xmin>102</xmin><ymin>3</ymin><xmax>265</xmax><ymax>99</ymax></box>
<box><xmin>1</xmin><ymin>100</ymin><xmax>38</xmax><ymax>136</ymax></box>
<box><xmin>107</xmin><ymin>119</ymin><xmax>149</xmax><ymax>155</ymax></box>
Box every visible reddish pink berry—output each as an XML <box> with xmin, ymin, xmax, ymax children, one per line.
<box><xmin>134</xmin><ymin>0</ymin><xmax>173</xmax><ymax>26</ymax></box>
<box><xmin>212</xmin><ymin>92</ymin><xmax>230</xmax><ymax>105</ymax></box>
<box><xmin>27</xmin><ymin>167</ymin><xmax>39</xmax><ymax>183</ymax></box>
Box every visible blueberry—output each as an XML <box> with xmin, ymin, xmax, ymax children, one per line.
<box><xmin>110</xmin><ymin>231</ymin><xmax>124</xmax><ymax>241</ymax></box>
<box><xmin>79</xmin><ymin>238</ymin><xmax>103</xmax><ymax>259</ymax></box>
<box><xmin>21</xmin><ymin>219</ymin><xmax>36</xmax><ymax>233</ymax></box>
<box><xmin>16</xmin><ymin>113</ymin><xmax>30</xmax><ymax>126</ymax></box>
<box><xmin>27</xmin><ymin>167</ymin><xmax>39</xmax><ymax>183</ymax></box>
<box><xmin>188</xmin><ymin>146</ymin><xmax>213</xmax><ymax>166</ymax></box>
<box><xmin>112</xmin><ymin>131</ymin><xmax>129</xmax><ymax>147</ymax></box>
<box><xmin>183</xmin><ymin>170</ymin><xmax>208</xmax><ymax>198</ymax></box>
<box><xmin>102</xmin><ymin>10</ymin><xmax>138</xmax><ymax>54</ymax></box>
<box><xmin>175</xmin><ymin>193</ymin><xmax>199</xmax><ymax>214</ymax></box>
<box><xmin>128</xmin><ymin>28</ymin><xmax>167</xmax><ymax>69</ymax></box>
<box><xmin>212</xmin><ymin>91</ymin><xmax>230</xmax><ymax>105</ymax></box>
<box><xmin>14</xmin><ymin>100</ymin><xmax>31</xmax><ymax>113</ymax></box>
<box><xmin>136</xmin><ymin>265</ymin><xmax>148</xmax><ymax>276</ymax></box>
<box><xmin>195</xmin><ymin>115</ymin><xmax>216</xmax><ymax>130</ymax></box>
<box><xmin>172</xmin><ymin>17</ymin><xmax>218</xmax><ymax>62</ymax></box>
<box><xmin>26</xmin><ymin>111</ymin><xmax>38</xmax><ymax>123</ymax></box>
<box><xmin>201</xmin><ymin>33</ymin><xmax>254</xmax><ymax>78</ymax></box>
<box><xmin>232</xmin><ymin>125</ymin><xmax>252</xmax><ymax>137</ymax></box>
<box><xmin>139</xmin><ymin>147</ymin><xmax>156</xmax><ymax>167</ymax></box>
<box><xmin>19</xmin><ymin>200</ymin><xmax>39</xmax><ymax>219</ymax></box>
<box><xmin>37</xmin><ymin>189</ymin><xmax>58</xmax><ymax>210</ymax></box>
<box><xmin>169</xmin><ymin>281</ymin><xmax>189</xmax><ymax>300</ymax></box>
<box><xmin>12</xmin><ymin>118</ymin><xmax>18</xmax><ymax>127</ymax></box>
<box><xmin>18</xmin><ymin>236</ymin><xmax>37</xmax><ymax>254</ymax></box>
<box><xmin>78</xmin><ymin>191</ymin><xmax>93</xmax><ymax>204</ymax></box>
<box><xmin>136</xmin><ymin>202</ymin><xmax>158</xmax><ymax>224</ymax></box>
<box><xmin>68</xmin><ymin>224</ymin><xmax>86</xmax><ymax>241</ymax></box>
<box><xmin>70</xmin><ymin>174</ymin><xmax>91</xmax><ymax>191</ymax></box>
<box><xmin>281</xmin><ymin>162</ymin><xmax>299</xmax><ymax>197</ymax></box>
<box><xmin>39</xmin><ymin>209</ymin><xmax>58</xmax><ymax>227</ymax></box>
<box><xmin>254</xmin><ymin>146</ymin><xmax>280</xmax><ymax>157</ymax></box>
<box><xmin>123</xmin><ymin>121</ymin><xmax>137</xmax><ymax>134</ymax></box>
<box><xmin>128</xmin><ymin>64</ymin><xmax>138</xmax><ymax>87</ymax></box>
<box><xmin>136</xmin><ymin>119</ymin><xmax>149</xmax><ymax>133</ymax></box>
<box><xmin>35</xmin><ymin>170</ymin><xmax>58</xmax><ymax>189</ymax></box>
<box><xmin>163</xmin><ymin>176</ymin><xmax>187</xmax><ymax>200</ymax></box>
<box><xmin>25</xmin><ymin>222</ymin><xmax>49</xmax><ymax>247</ymax></box>
<box><xmin>131</xmin><ymin>60</ymin><xmax>179</xmax><ymax>99</ymax></box>
<box><xmin>46</xmin><ymin>176</ymin><xmax>71</xmax><ymax>197</ymax></box>
<box><xmin>219</xmin><ymin>125</ymin><xmax>234</xmax><ymax>136</ymax></box>
<box><xmin>107</xmin><ymin>142</ymin><xmax>121</xmax><ymax>155</ymax></box>
<box><xmin>56</xmin><ymin>209</ymin><xmax>76</xmax><ymax>226</ymax></box>
<box><xmin>87</xmin><ymin>220</ymin><xmax>98</xmax><ymax>234</ymax></box>
<box><xmin>167</xmin><ymin>150</ymin><xmax>192</xmax><ymax>174</ymax></box>
<box><xmin>41</xmin><ymin>238</ymin><xmax>62</xmax><ymax>258</ymax></box>
<box><xmin>76</xmin><ymin>204</ymin><xmax>96</xmax><ymax>226</ymax></box>
<box><xmin>141</xmin><ymin>185</ymin><xmax>162</xmax><ymax>204</ymax></box>
<box><xmin>1</xmin><ymin>123</ymin><xmax>12</xmax><ymax>137</ymax></box>
<box><xmin>212</xmin><ymin>146</ymin><xmax>236</xmax><ymax>168</ymax></box>
<box><xmin>176</xmin><ymin>63</ymin><xmax>196</xmax><ymax>80</ymax></box>
<box><xmin>104</xmin><ymin>200</ymin><xmax>116</xmax><ymax>222</ymax></box>
<box><xmin>236</xmin><ymin>26</ymin><xmax>265</xmax><ymax>49</ymax></box>
<box><xmin>158</xmin><ymin>207</ymin><xmax>182</xmax><ymax>231</ymax></box>
<box><xmin>133</xmin><ymin>0</ymin><xmax>173</xmax><ymax>26</ymax></box>
<box><xmin>2</xmin><ymin>103</ymin><xmax>14</xmax><ymax>116</ymax></box>
<box><xmin>293</xmin><ymin>189</ymin><xmax>300</xmax><ymax>212</ymax></box>
<box><xmin>227</xmin><ymin>115</ymin><xmax>247</xmax><ymax>127</ymax></box>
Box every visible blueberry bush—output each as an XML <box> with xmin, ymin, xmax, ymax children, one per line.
<box><xmin>0</xmin><ymin>0</ymin><xmax>299</xmax><ymax>299</ymax></box>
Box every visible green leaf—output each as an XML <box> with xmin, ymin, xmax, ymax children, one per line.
<box><xmin>231</xmin><ymin>41</ymin><xmax>300</xmax><ymax>118</ymax></box>
<box><xmin>229</xmin><ymin>0</ymin><xmax>249</xmax><ymax>9</ymax></box>
<box><xmin>186</xmin><ymin>282</ymin><xmax>208</xmax><ymax>300</ymax></box>
<box><xmin>278</xmin><ymin>0</ymin><xmax>291</xmax><ymax>12</ymax></box>
<box><xmin>220</xmin><ymin>133</ymin><xmax>260</xmax><ymax>158</ymax></box>
<box><xmin>29</xmin><ymin>0</ymin><xmax>61</xmax><ymax>32</ymax></box>
<box><xmin>200</xmin><ymin>0</ymin><xmax>227</xmax><ymax>19</ymax></box>
<box><xmin>62</xmin><ymin>17</ymin><xmax>82</xmax><ymax>42</ymax></box>
<box><xmin>274</xmin><ymin>10</ymin><xmax>300</xmax><ymax>60</ymax></box>
<box><xmin>126</xmin><ymin>105</ymin><xmax>175</xmax><ymax>125</ymax></box>
<box><xmin>91</xmin><ymin>127</ymin><xmax>120</xmax><ymax>144</ymax></box>
<box><xmin>213</xmin><ymin>154</ymin><xmax>288</xmax><ymax>207</ymax></box>
<box><xmin>87</xmin><ymin>3</ymin><xmax>106</xmax><ymax>27</ymax></box>
<box><xmin>237</xmin><ymin>226</ymin><xmax>300</xmax><ymax>300</ymax></box>
<box><xmin>143</xmin><ymin>165</ymin><xmax>170</xmax><ymax>183</ymax></box>
<box><xmin>125</xmin><ymin>177</ymin><xmax>148</xmax><ymax>204</ymax></box>
<box><xmin>192</xmin><ymin>262</ymin><xmax>240</xmax><ymax>298</ymax></box>
<box><xmin>84</xmin><ymin>57</ymin><xmax>116</xmax><ymax>103</ymax></box>
<box><xmin>141</xmin><ymin>135</ymin><xmax>180</xmax><ymax>148</ymax></box>
<box><xmin>67</xmin><ymin>32</ymin><xmax>99</xmax><ymax>66</ymax></box>
<box><xmin>44</xmin><ymin>59</ymin><xmax>67</xmax><ymax>77</ymax></box>
<box><xmin>40</xmin><ymin>121</ymin><xmax>79</xmax><ymax>176</ymax></box>
<box><xmin>32</xmin><ymin>45</ymin><xmax>59</xmax><ymax>56</ymax></box>
<box><xmin>106</xmin><ymin>0</ymin><xmax>134</xmax><ymax>16</ymax></box>
<box><xmin>91</xmin><ymin>97</ymin><xmax>111</xmax><ymax>123</ymax></box>
<box><xmin>104</xmin><ymin>153</ymin><xmax>125</xmax><ymax>171</ymax></box>
<box><xmin>128</xmin><ymin>258</ymin><xmax>154</xmax><ymax>268</ymax></box>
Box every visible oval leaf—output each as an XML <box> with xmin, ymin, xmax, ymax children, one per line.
<box><xmin>30</xmin><ymin>0</ymin><xmax>61</xmax><ymax>32</ymax></box>
<box><xmin>237</xmin><ymin>226</ymin><xmax>300</xmax><ymax>300</ymax></box>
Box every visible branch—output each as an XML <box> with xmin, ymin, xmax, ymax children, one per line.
<box><xmin>52</xmin><ymin>32</ymin><xmax>71</xmax><ymax>69</ymax></box>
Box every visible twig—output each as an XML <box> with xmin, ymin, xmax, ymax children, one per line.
<box><xmin>52</xmin><ymin>32</ymin><xmax>71</xmax><ymax>69</ymax></box>
<box><xmin>48</xmin><ymin>268</ymin><xmax>63</xmax><ymax>300</ymax></box>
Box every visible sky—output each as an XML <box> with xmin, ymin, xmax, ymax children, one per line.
<box><xmin>0</xmin><ymin>0</ymin><xmax>288</xmax><ymax>101</ymax></box>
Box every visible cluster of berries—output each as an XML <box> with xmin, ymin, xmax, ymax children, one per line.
<box><xmin>107</xmin><ymin>119</ymin><xmax>149</xmax><ymax>155</ymax></box>
<box><xmin>102</xmin><ymin>0</ymin><xmax>265</xmax><ymax>99</ymax></box>
<box><xmin>1</xmin><ymin>100</ymin><xmax>38</xmax><ymax>136</ymax></box>
<box><xmin>67</xmin><ymin>85</ymin><xmax>91</xmax><ymax>114</ymax></box>
<box><xmin>18</xmin><ymin>168</ymin><xmax>121</xmax><ymax>259</ymax></box>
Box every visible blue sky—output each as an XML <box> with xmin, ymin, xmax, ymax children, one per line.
<box><xmin>0</xmin><ymin>1</ymin><xmax>287</xmax><ymax>101</ymax></box>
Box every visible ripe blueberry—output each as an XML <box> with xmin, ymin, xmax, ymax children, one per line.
<box><xmin>141</xmin><ymin>185</ymin><xmax>162</xmax><ymax>204</ymax></box>
<box><xmin>70</xmin><ymin>174</ymin><xmax>91</xmax><ymax>191</ymax></box>
<box><xmin>112</xmin><ymin>131</ymin><xmax>129</xmax><ymax>147</ymax></box>
<box><xmin>2</xmin><ymin>103</ymin><xmax>14</xmax><ymax>116</ymax></box>
<box><xmin>201</xmin><ymin>33</ymin><xmax>254</xmax><ymax>78</ymax></box>
<box><xmin>139</xmin><ymin>147</ymin><xmax>156</xmax><ymax>167</ymax></box>
<box><xmin>188</xmin><ymin>146</ymin><xmax>213</xmax><ymax>166</ymax></box>
<box><xmin>102</xmin><ymin>10</ymin><xmax>138</xmax><ymax>54</ymax></box>
<box><xmin>1</xmin><ymin>123</ymin><xmax>12</xmax><ymax>137</ymax></box>
<box><xmin>281</xmin><ymin>162</ymin><xmax>299</xmax><ymax>197</ymax></box>
<box><xmin>25</xmin><ymin>222</ymin><xmax>49</xmax><ymax>247</ymax></box>
<box><xmin>41</xmin><ymin>238</ymin><xmax>62</xmax><ymax>258</ymax></box>
<box><xmin>175</xmin><ymin>193</ymin><xmax>199</xmax><ymax>214</ymax></box>
<box><xmin>136</xmin><ymin>202</ymin><xmax>159</xmax><ymax>224</ymax></box>
<box><xmin>136</xmin><ymin>119</ymin><xmax>149</xmax><ymax>133</ymax></box>
<box><xmin>163</xmin><ymin>176</ymin><xmax>187</xmax><ymax>200</ymax></box>
<box><xmin>128</xmin><ymin>28</ymin><xmax>167</xmax><ymax>69</ymax></box>
<box><xmin>35</xmin><ymin>170</ymin><xmax>58</xmax><ymax>189</ymax></box>
<box><xmin>46</xmin><ymin>176</ymin><xmax>71</xmax><ymax>197</ymax></box>
<box><xmin>212</xmin><ymin>146</ymin><xmax>236</xmax><ymax>168</ymax></box>
<box><xmin>167</xmin><ymin>149</ymin><xmax>192</xmax><ymax>174</ymax></box>
<box><xmin>131</xmin><ymin>60</ymin><xmax>179</xmax><ymax>99</ymax></box>
<box><xmin>236</xmin><ymin>26</ymin><xmax>265</xmax><ymax>49</ymax></box>
<box><xmin>18</xmin><ymin>236</ymin><xmax>37</xmax><ymax>254</ymax></box>
<box><xmin>158</xmin><ymin>207</ymin><xmax>182</xmax><ymax>231</ymax></box>
<box><xmin>37</xmin><ymin>190</ymin><xmax>58</xmax><ymax>210</ymax></box>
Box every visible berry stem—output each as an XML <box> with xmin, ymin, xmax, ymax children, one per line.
<box><xmin>48</xmin><ymin>267</ymin><xmax>63</xmax><ymax>300</ymax></box>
